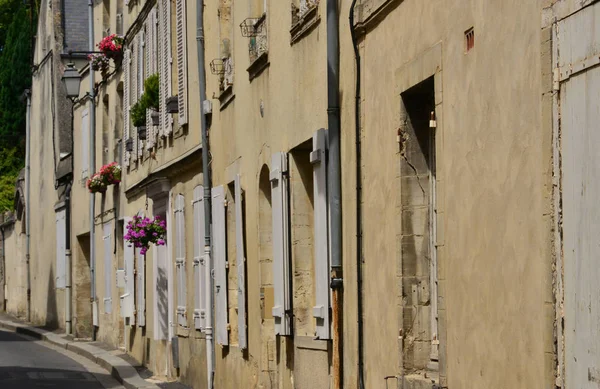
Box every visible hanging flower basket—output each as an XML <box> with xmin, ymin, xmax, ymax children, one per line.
<box><xmin>87</xmin><ymin>173</ymin><xmax>108</xmax><ymax>193</ymax></box>
<box><xmin>99</xmin><ymin>162</ymin><xmax>121</xmax><ymax>185</ymax></box>
<box><xmin>125</xmin><ymin>215</ymin><xmax>167</xmax><ymax>255</ymax></box>
<box><xmin>88</xmin><ymin>53</ymin><xmax>109</xmax><ymax>72</ymax></box>
<box><xmin>98</xmin><ymin>34</ymin><xmax>124</xmax><ymax>63</ymax></box>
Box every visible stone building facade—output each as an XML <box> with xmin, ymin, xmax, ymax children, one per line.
<box><xmin>6</xmin><ymin>0</ymin><xmax>600</xmax><ymax>388</ymax></box>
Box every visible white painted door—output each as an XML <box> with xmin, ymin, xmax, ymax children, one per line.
<box><xmin>558</xmin><ymin>4</ymin><xmax>600</xmax><ymax>387</ymax></box>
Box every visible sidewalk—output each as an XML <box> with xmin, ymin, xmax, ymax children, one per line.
<box><xmin>0</xmin><ymin>312</ymin><xmax>191</xmax><ymax>389</ymax></box>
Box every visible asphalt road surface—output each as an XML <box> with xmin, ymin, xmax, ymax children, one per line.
<box><xmin>0</xmin><ymin>328</ymin><xmax>116</xmax><ymax>389</ymax></box>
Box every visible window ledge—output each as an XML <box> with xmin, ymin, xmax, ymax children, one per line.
<box><xmin>247</xmin><ymin>52</ymin><xmax>270</xmax><ymax>81</ymax></box>
<box><xmin>218</xmin><ymin>85</ymin><xmax>235</xmax><ymax>111</ymax></box>
<box><xmin>295</xmin><ymin>336</ymin><xmax>329</xmax><ymax>351</ymax></box>
<box><xmin>290</xmin><ymin>6</ymin><xmax>321</xmax><ymax>45</ymax></box>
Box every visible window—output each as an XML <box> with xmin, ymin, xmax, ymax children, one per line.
<box><xmin>218</xmin><ymin>0</ymin><xmax>234</xmax><ymax>92</ymax></box>
<box><xmin>158</xmin><ymin>0</ymin><xmax>173</xmax><ymax>137</ymax></box>
<box><xmin>212</xmin><ymin>176</ymin><xmax>248</xmax><ymax>349</ymax></box>
<box><xmin>290</xmin><ymin>0</ymin><xmax>320</xmax><ymax>44</ymax></box>
<box><xmin>399</xmin><ymin>76</ymin><xmax>439</xmax><ymax>370</ymax></box>
<box><xmin>175</xmin><ymin>0</ymin><xmax>188</xmax><ymax>125</ymax></box>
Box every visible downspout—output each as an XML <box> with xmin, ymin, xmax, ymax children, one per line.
<box><xmin>88</xmin><ymin>0</ymin><xmax>97</xmax><ymax>340</ymax></box>
<box><xmin>1</xmin><ymin>225</ymin><xmax>5</xmax><ymax>311</ymax></box>
<box><xmin>349</xmin><ymin>3</ymin><xmax>364</xmax><ymax>388</ymax></box>
<box><xmin>327</xmin><ymin>0</ymin><xmax>343</xmax><ymax>387</ymax></box>
<box><xmin>195</xmin><ymin>0</ymin><xmax>214</xmax><ymax>387</ymax></box>
<box><xmin>65</xmin><ymin>180</ymin><xmax>73</xmax><ymax>334</ymax></box>
<box><xmin>25</xmin><ymin>89</ymin><xmax>31</xmax><ymax>322</ymax></box>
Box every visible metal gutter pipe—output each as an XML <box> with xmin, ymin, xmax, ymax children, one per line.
<box><xmin>349</xmin><ymin>2</ymin><xmax>365</xmax><ymax>388</ymax></box>
<box><xmin>196</xmin><ymin>0</ymin><xmax>214</xmax><ymax>387</ymax></box>
<box><xmin>327</xmin><ymin>0</ymin><xmax>343</xmax><ymax>387</ymax></box>
<box><xmin>88</xmin><ymin>0</ymin><xmax>97</xmax><ymax>340</ymax></box>
<box><xmin>25</xmin><ymin>89</ymin><xmax>31</xmax><ymax>322</ymax></box>
<box><xmin>65</xmin><ymin>181</ymin><xmax>72</xmax><ymax>334</ymax></box>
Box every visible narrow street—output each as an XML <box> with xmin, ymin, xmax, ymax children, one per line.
<box><xmin>0</xmin><ymin>329</ymin><xmax>115</xmax><ymax>389</ymax></box>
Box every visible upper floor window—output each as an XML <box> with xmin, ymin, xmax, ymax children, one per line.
<box><xmin>290</xmin><ymin>0</ymin><xmax>320</xmax><ymax>44</ymax></box>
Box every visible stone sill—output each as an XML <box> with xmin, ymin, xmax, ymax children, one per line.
<box><xmin>290</xmin><ymin>6</ymin><xmax>321</xmax><ymax>45</ymax></box>
<box><xmin>218</xmin><ymin>85</ymin><xmax>235</xmax><ymax>111</ymax></box>
<box><xmin>247</xmin><ymin>52</ymin><xmax>270</xmax><ymax>82</ymax></box>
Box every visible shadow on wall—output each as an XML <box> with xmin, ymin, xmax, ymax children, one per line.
<box><xmin>157</xmin><ymin>262</ymin><xmax>168</xmax><ymax>338</ymax></box>
<box><xmin>45</xmin><ymin>268</ymin><xmax>58</xmax><ymax>329</ymax></box>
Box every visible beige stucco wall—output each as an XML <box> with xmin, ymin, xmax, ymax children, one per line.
<box><xmin>338</xmin><ymin>0</ymin><xmax>554</xmax><ymax>388</ymax></box>
<box><xmin>3</xmin><ymin>221</ymin><xmax>27</xmax><ymax>318</ymax></box>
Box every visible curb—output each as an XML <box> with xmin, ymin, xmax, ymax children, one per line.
<box><xmin>0</xmin><ymin>319</ymin><xmax>159</xmax><ymax>389</ymax></box>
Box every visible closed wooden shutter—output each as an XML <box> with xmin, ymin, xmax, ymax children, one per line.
<box><xmin>158</xmin><ymin>0</ymin><xmax>173</xmax><ymax>136</ymax></box>
<box><xmin>123</xmin><ymin>218</ymin><xmax>135</xmax><ymax>322</ymax></box>
<box><xmin>137</xmin><ymin>32</ymin><xmax>145</xmax><ymax>159</ymax></box>
<box><xmin>235</xmin><ymin>175</ymin><xmax>247</xmax><ymax>349</ymax></box>
<box><xmin>145</xmin><ymin>15</ymin><xmax>155</xmax><ymax>150</ymax></box>
<box><xmin>271</xmin><ymin>152</ymin><xmax>292</xmax><ymax>336</ymax></box>
<box><xmin>55</xmin><ymin>209</ymin><xmax>66</xmax><ymax>289</ymax></box>
<box><xmin>212</xmin><ymin>185</ymin><xmax>229</xmax><ymax>345</ymax></box>
<box><xmin>122</xmin><ymin>50</ymin><xmax>131</xmax><ymax>167</ymax></box>
<box><xmin>311</xmin><ymin>129</ymin><xmax>330</xmax><ymax>339</ymax></box>
<box><xmin>131</xmin><ymin>40</ymin><xmax>139</xmax><ymax>161</ymax></box>
<box><xmin>175</xmin><ymin>194</ymin><xmax>187</xmax><ymax>326</ymax></box>
<box><xmin>136</xmin><ymin>245</ymin><xmax>146</xmax><ymax>326</ymax></box>
<box><xmin>81</xmin><ymin>109</ymin><xmax>90</xmax><ymax>176</ymax></box>
<box><xmin>103</xmin><ymin>222</ymin><xmax>113</xmax><ymax>314</ymax></box>
<box><xmin>175</xmin><ymin>0</ymin><xmax>188</xmax><ymax>125</ymax></box>
<box><xmin>193</xmin><ymin>186</ymin><xmax>206</xmax><ymax>330</ymax></box>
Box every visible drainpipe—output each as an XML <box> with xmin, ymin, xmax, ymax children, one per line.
<box><xmin>327</xmin><ymin>0</ymin><xmax>343</xmax><ymax>387</ymax></box>
<box><xmin>1</xmin><ymin>224</ymin><xmax>6</xmax><ymax>311</ymax></box>
<box><xmin>88</xmin><ymin>0</ymin><xmax>97</xmax><ymax>340</ymax></box>
<box><xmin>65</xmin><ymin>181</ymin><xmax>73</xmax><ymax>334</ymax></box>
<box><xmin>195</xmin><ymin>0</ymin><xmax>214</xmax><ymax>387</ymax></box>
<box><xmin>25</xmin><ymin>89</ymin><xmax>31</xmax><ymax>323</ymax></box>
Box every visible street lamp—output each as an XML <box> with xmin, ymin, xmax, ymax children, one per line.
<box><xmin>62</xmin><ymin>62</ymin><xmax>82</xmax><ymax>100</ymax></box>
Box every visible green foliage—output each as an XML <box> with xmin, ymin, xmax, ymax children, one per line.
<box><xmin>0</xmin><ymin>147</ymin><xmax>23</xmax><ymax>212</ymax></box>
<box><xmin>0</xmin><ymin>7</ymin><xmax>32</xmax><ymax>151</ymax></box>
<box><xmin>140</xmin><ymin>73</ymin><xmax>159</xmax><ymax>111</ymax></box>
<box><xmin>130</xmin><ymin>101</ymin><xmax>146</xmax><ymax>127</ymax></box>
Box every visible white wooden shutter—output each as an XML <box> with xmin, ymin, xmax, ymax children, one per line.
<box><xmin>103</xmin><ymin>222</ymin><xmax>113</xmax><ymax>314</ymax></box>
<box><xmin>136</xmin><ymin>245</ymin><xmax>146</xmax><ymax>326</ymax></box>
<box><xmin>80</xmin><ymin>109</ymin><xmax>90</xmax><ymax>177</ymax></box>
<box><xmin>311</xmin><ymin>129</ymin><xmax>331</xmax><ymax>339</ymax></box>
<box><xmin>131</xmin><ymin>40</ymin><xmax>139</xmax><ymax>161</ymax></box>
<box><xmin>235</xmin><ymin>175</ymin><xmax>247</xmax><ymax>349</ymax></box>
<box><xmin>193</xmin><ymin>186</ymin><xmax>206</xmax><ymax>330</ymax></box>
<box><xmin>145</xmin><ymin>16</ymin><xmax>155</xmax><ymax>150</ymax></box>
<box><xmin>151</xmin><ymin>9</ymin><xmax>159</xmax><ymax>142</ymax></box>
<box><xmin>55</xmin><ymin>209</ymin><xmax>66</xmax><ymax>289</ymax></box>
<box><xmin>271</xmin><ymin>153</ymin><xmax>292</xmax><ymax>336</ymax></box>
<box><xmin>123</xmin><ymin>218</ymin><xmax>135</xmax><ymax>322</ymax></box>
<box><xmin>176</xmin><ymin>0</ymin><xmax>188</xmax><ymax>125</ymax></box>
<box><xmin>159</xmin><ymin>0</ymin><xmax>173</xmax><ymax>136</ymax></box>
<box><xmin>122</xmin><ymin>49</ymin><xmax>131</xmax><ymax>167</ymax></box>
<box><xmin>212</xmin><ymin>185</ymin><xmax>228</xmax><ymax>345</ymax></box>
<box><xmin>137</xmin><ymin>32</ymin><xmax>145</xmax><ymax>159</ymax></box>
<box><xmin>175</xmin><ymin>194</ymin><xmax>187</xmax><ymax>326</ymax></box>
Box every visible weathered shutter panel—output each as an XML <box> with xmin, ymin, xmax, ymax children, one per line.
<box><xmin>131</xmin><ymin>40</ymin><xmax>139</xmax><ymax>161</ymax></box>
<box><xmin>159</xmin><ymin>0</ymin><xmax>173</xmax><ymax>136</ymax></box>
<box><xmin>193</xmin><ymin>186</ymin><xmax>206</xmax><ymax>330</ymax></box>
<box><xmin>176</xmin><ymin>0</ymin><xmax>188</xmax><ymax>125</ymax></box>
<box><xmin>175</xmin><ymin>194</ymin><xmax>187</xmax><ymax>326</ymax></box>
<box><xmin>55</xmin><ymin>209</ymin><xmax>66</xmax><ymax>289</ymax></box>
<box><xmin>212</xmin><ymin>185</ymin><xmax>228</xmax><ymax>345</ymax></box>
<box><xmin>103</xmin><ymin>222</ymin><xmax>113</xmax><ymax>314</ymax></box>
<box><xmin>137</xmin><ymin>32</ymin><xmax>145</xmax><ymax>159</ymax></box>
<box><xmin>151</xmin><ymin>9</ymin><xmax>159</xmax><ymax>142</ymax></box>
<box><xmin>311</xmin><ymin>129</ymin><xmax>331</xmax><ymax>339</ymax></box>
<box><xmin>145</xmin><ymin>16</ymin><xmax>154</xmax><ymax>150</ymax></box>
<box><xmin>122</xmin><ymin>50</ymin><xmax>131</xmax><ymax>167</ymax></box>
<box><xmin>136</xmin><ymin>246</ymin><xmax>146</xmax><ymax>326</ymax></box>
<box><xmin>235</xmin><ymin>175</ymin><xmax>247</xmax><ymax>348</ymax></box>
<box><xmin>80</xmin><ymin>109</ymin><xmax>90</xmax><ymax>177</ymax></box>
<box><xmin>123</xmin><ymin>218</ymin><xmax>135</xmax><ymax>323</ymax></box>
<box><xmin>271</xmin><ymin>152</ymin><xmax>292</xmax><ymax>336</ymax></box>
